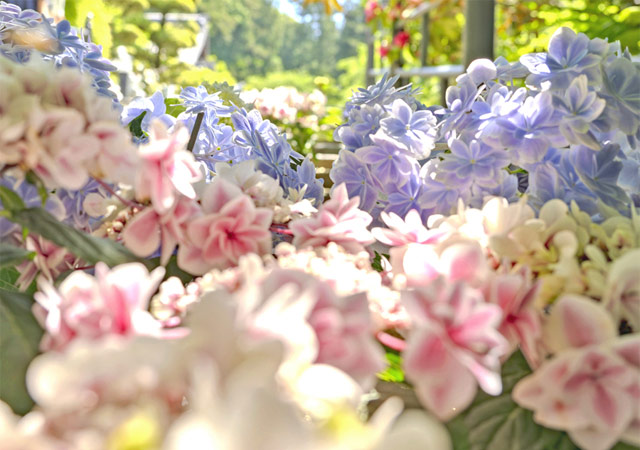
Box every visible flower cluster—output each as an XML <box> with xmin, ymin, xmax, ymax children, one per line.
<box><xmin>331</xmin><ymin>27</ymin><xmax>639</xmax><ymax>223</ymax></box>
<box><xmin>0</xmin><ymin>11</ymin><xmax>638</xmax><ymax>450</ymax></box>
<box><xmin>0</xmin><ymin>55</ymin><xmax>135</xmax><ymax>190</ymax></box>
<box><xmin>240</xmin><ymin>86</ymin><xmax>326</xmax><ymax>127</ymax></box>
<box><xmin>0</xmin><ymin>2</ymin><xmax>118</xmax><ymax>100</ymax></box>
<box><xmin>1</xmin><ymin>260</ymin><xmax>452</xmax><ymax>450</ymax></box>
<box><xmin>122</xmin><ymin>86</ymin><xmax>325</xmax><ymax>207</ymax></box>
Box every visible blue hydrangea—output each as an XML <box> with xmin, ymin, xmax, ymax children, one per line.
<box><xmin>121</xmin><ymin>91</ymin><xmax>175</xmax><ymax>133</ymax></box>
<box><xmin>330</xmin><ymin>26</ymin><xmax>638</xmax><ymax>222</ymax></box>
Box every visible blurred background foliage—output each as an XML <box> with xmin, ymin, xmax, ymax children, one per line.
<box><xmin>63</xmin><ymin>0</ymin><xmax>638</xmax><ymax>142</ymax></box>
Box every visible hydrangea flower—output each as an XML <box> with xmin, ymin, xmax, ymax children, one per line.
<box><xmin>134</xmin><ymin>121</ymin><xmax>202</xmax><ymax>215</ymax></box>
<box><xmin>177</xmin><ymin>178</ymin><xmax>273</xmax><ymax>274</ymax></box>
<box><xmin>520</xmin><ymin>27</ymin><xmax>604</xmax><ymax>91</ymax></box>
<box><xmin>290</xmin><ymin>183</ymin><xmax>374</xmax><ymax>253</ymax></box>
<box><xmin>32</xmin><ymin>263</ymin><xmax>167</xmax><ymax>351</ymax></box>
<box><xmin>402</xmin><ymin>279</ymin><xmax>508</xmax><ymax>420</ymax></box>
<box><xmin>121</xmin><ymin>91</ymin><xmax>175</xmax><ymax>133</ymax></box>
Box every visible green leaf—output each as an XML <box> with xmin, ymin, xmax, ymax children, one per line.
<box><xmin>448</xmin><ymin>351</ymin><xmax>579</xmax><ymax>450</ymax></box>
<box><xmin>8</xmin><ymin>207</ymin><xmax>153</xmax><ymax>269</ymax></box>
<box><xmin>25</xmin><ymin>171</ymin><xmax>48</xmax><ymax>206</ymax></box>
<box><xmin>0</xmin><ymin>267</ymin><xmax>20</xmax><ymax>292</ymax></box>
<box><xmin>128</xmin><ymin>111</ymin><xmax>147</xmax><ymax>138</ymax></box>
<box><xmin>0</xmin><ymin>186</ymin><xmax>26</xmax><ymax>212</ymax></box>
<box><xmin>0</xmin><ymin>288</ymin><xmax>43</xmax><ymax>415</ymax></box>
<box><xmin>0</xmin><ymin>243</ymin><xmax>34</xmax><ymax>268</ymax></box>
<box><xmin>164</xmin><ymin>98</ymin><xmax>186</xmax><ymax>118</ymax></box>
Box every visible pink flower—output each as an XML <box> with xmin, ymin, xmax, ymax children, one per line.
<box><xmin>372</xmin><ymin>209</ymin><xmax>447</xmax><ymax>247</ymax></box>
<box><xmin>177</xmin><ymin>178</ymin><xmax>273</xmax><ymax>275</ymax></box>
<box><xmin>86</xmin><ymin>121</ymin><xmax>139</xmax><ymax>186</ymax></box>
<box><xmin>16</xmin><ymin>235</ymin><xmax>79</xmax><ymax>290</ymax></box>
<box><xmin>122</xmin><ymin>196</ymin><xmax>201</xmax><ymax>265</ymax></box>
<box><xmin>513</xmin><ymin>342</ymin><xmax>640</xmax><ymax>450</ymax></box>
<box><xmin>135</xmin><ymin>121</ymin><xmax>202</xmax><ymax>214</ymax></box>
<box><xmin>290</xmin><ymin>183</ymin><xmax>374</xmax><ymax>253</ymax></box>
<box><xmin>482</xmin><ymin>270</ymin><xmax>542</xmax><ymax>367</ymax></box>
<box><xmin>402</xmin><ymin>279</ymin><xmax>508</xmax><ymax>420</ymax></box>
<box><xmin>33</xmin><ymin>262</ymin><xmax>166</xmax><ymax>351</ymax></box>
<box><xmin>309</xmin><ymin>291</ymin><xmax>385</xmax><ymax>389</ymax></box>
<box><xmin>28</xmin><ymin>107</ymin><xmax>97</xmax><ymax>190</ymax></box>
<box><xmin>513</xmin><ymin>295</ymin><xmax>640</xmax><ymax>450</ymax></box>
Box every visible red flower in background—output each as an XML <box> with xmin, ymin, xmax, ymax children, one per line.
<box><xmin>364</xmin><ymin>0</ymin><xmax>380</xmax><ymax>23</ymax></box>
<box><xmin>380</xmin><ymin>44</ymin><xmax>389</xmax><ymax>58</ymax></box>
<box><xmin>393</xmin><ymin>30</ymin><xmax>410</xmax><ymax>48</ymax></box>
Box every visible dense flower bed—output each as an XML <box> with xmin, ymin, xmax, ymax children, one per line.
<box><xmin>0</xmin><ymin>3</ymin><xmax>638</xmax><ymax>449</ymax></box>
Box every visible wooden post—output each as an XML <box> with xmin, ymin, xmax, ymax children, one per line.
<box><xmin>463</xmin><ymin>0</ymin><xmax>495</xmax><ymax>68</ymax></box>
<box><xmin>366</xmin><ymin>28</ymin><xmax>375</xmax><ymax>86</ymax></box>
<box><xmin>420</xmin><ymin>12</ymin><xmax>430</xmax><ymax>67</ymax></box>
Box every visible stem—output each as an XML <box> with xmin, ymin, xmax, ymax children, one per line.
<box><xmin>94</xmin><ymin>178</ymin><xmax>139</xmax><ymax>209</ymax></box>
<box><xmin>187</xmin><ymin>112</ymin><xmax>205</xmax><ymax>152</ymax></box>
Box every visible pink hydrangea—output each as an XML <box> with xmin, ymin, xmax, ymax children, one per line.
<box><xmin>290</xmin><ymin>183</ymin><xmax>374</xmax><ymax>253</ymax></box>
<box><xmin>135</xmin><ymin>121</ymin><xmax>202</xmax><ymax>214</ymax></box>
<box><xmin>33</xmin><ymin>262</ymin><xmax>167</xmax><ymax>351</ymax></box>
<box><xmin>513</xmin><ymin>342</ymin><xmax>640</xmax><ymax>450</ymax></box>
<box><xmin>482</xmin><ymin>269</ymin><xmax>542</xmax><ymax>367</ymax></box>
<box><xmin>122</xmin><ymin>196</ymin><xmax>201</xmax><ymax>265</ymax></box>
<box><xmin>309</xmin><ymin>291</ymin><xmax>385</xmax><ymax>389</ymax></box>
<box><xmin>402</xmin><ymin>279</ymin><xmax>508</xmax><ymax>420</ymax></box>
<box><xmin>513</xmin><ymin>295</ymin><xmax>640</xmax><ymax>450</ymax></box>
<box><xmin>28</xmin><ymin>107</ymin><xmax>99</xmax><ymax>190</ymax></box>
<box><xmin>177</xmin><ymin>178</ymin><xmax>273</xmax><ymax>275</ymax></box>
<box><xmin>16</xmin><ymin>235</ymin><xmax>79</xmax><ymax>290</ymax></box>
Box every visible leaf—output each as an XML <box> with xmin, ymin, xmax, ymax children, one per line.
<box><xmin>0</xmin><ymin>267</ymin><xmax>20</xmax><ymax>292</ymax></box>
<box><xmin>0</xmin><ymin>243</ymin><xmax>34</xmax><ymax>268</ymax></box>
<box><xmin>25</xmin><ymin>171</ymin><xmax>48</xmax><ymax>206</ymax></box>
<box><xmin>0</xmin><ymin>288</ymin><xmax>43</xmax><ymax>415</ymax></box>
<box><xmin>8</xmin><ymin>207</ymin><xmax>153</xmax><ymax>269</ymax></box>
<box><xmin>128</xmin><ymin>111</ymin><xmax>147</xmax><ymax>138</ymax></box>
<box><xmin>0</xmin><ymin>186</ymin><xmax>26</xmax><ymax>212</ymax></box>
<box><xmin>164</xmin><ymin>97</ymin><xmax>186</xmax><ymax>118</ymax></box>
<box><xmin>448</xmin><ymin>351</ymin><xmax>579</xmax><ymax>450</ymax></box>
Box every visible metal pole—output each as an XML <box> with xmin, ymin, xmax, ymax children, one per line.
<box><xmin>463</xmin><ymin>0</ymin><xmax>495</xmax><ymax>68</ymax></box>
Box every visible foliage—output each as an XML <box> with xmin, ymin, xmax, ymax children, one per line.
<box><xmin>0</xmin><ymin>286</ymin><xmax>43</xmax><ymax>415</ymax></box>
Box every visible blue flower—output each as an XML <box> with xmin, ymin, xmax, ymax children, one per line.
<box><xmin>495</xmin><ymin>92</ymin><xmax>567</xmax><ymax>165</ymax></box>
<box><xmin>344</xmin><ymin>73</ymin><xmax>420</xmax><ymax>115</ymax></box>
<box><xmin>379</xmin><ymin>99</ymin><xmax>437</xmax><ymax>158</ymax></box>
<box><xmin>180</xmin><ymin>86</ymin><xmax>234</xmax><ymax>116</ymax></box>
<box><xmin>355</xmin><ymin>134</ymin><xmax>417</xmax><ymax>188</ymax></box>
<box><xmin>596</xmin><ymin>57</ymin><xmax>640</xmax><ymax>137</ymax></box>
<box><xmin>438</xmin><ymin>138</ymin><xmax>509</xmax><ymax>187</ymax></box>
<box><xmin>553</xmin><ymin>75</ymin><xmax>606</xmax><ymax>149</ymax></box>
<box><xmin>418</xmin><ymin>174</ymin><xmax>463</xmax><ymax>215</ymax></box>
<box><xmin>57</xmin><ymin>179</ymin><xmax>110</xmax><ymax>231</ymax></box>
<box><xmin>520</xmin><ymin>27</ymin><xmax>603</xmax><ymax>91</ymax></box>
<box><xmin>121</xmin><ymin>91</ymin><xmax>175</xmax><ymax>132</ymax></box>
<box><xmin>282</xmin><ymin>157</ymin><xmax>324</xmax><ymax>206</ymax></box>
<box><xmin>385</xmin><ymin>170</ymin><xmax>432</xmax><ymax>221</ymax></box>
<box><xmin>330</xmin><ymin>149</ymin><xmax>381</xmax><ymax>212</ymax></box>
<box><xmin>569</xmin><ymin>143</ymin><xmax>631</xmax><ymax>213</ymax></box>
<box><xmin>437</xmin><ymin>73</ymin><xmax>484</xmax><ymax>139</ymax></box>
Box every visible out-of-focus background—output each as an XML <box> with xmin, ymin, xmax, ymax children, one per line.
<box><xmin>10</xmin><ymin>0</ymin><xmax>639</xmax><ymax>155</ymax></box>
